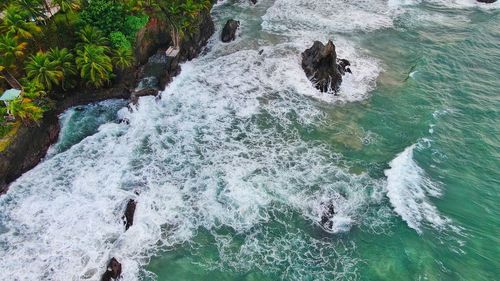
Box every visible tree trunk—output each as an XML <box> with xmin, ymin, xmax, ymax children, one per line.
<box><xmin>0</xmin><ymin>69</ymin><xmax>23</xmax><ymax>90</ymax></box>
<box><xmin>43</xmin><ymin>0</ymin><xmax>53</xmax><ymax>17</ymax></box>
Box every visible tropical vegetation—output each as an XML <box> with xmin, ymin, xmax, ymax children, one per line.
<box><xmin>0</xmin><ymin>0</ymin><xmax>212</xmax><ymax>141</ymax></box>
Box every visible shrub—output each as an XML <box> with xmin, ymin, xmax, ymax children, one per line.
<box><xmin>124</xmin><ymin>15</ymin><xmax>149</xmax><ymax>41</ymax></box>
<box><xmin>109</xmin><ymin>31</ymin><xmax>131</xmax><ymax>50</ymax></box>
<box><xmin>80</xmin><ymin>0</ymin><xmax>126</xmax><ymax>36</ymax></box>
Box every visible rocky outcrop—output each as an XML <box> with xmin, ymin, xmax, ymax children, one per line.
<box><xmin>302</xmin><ymin>40</ymin><xmax>351</xmax><ymax>93</ymax></box>
<box><xmin>122</xmin><ymin>199</ymin><xmax>137</xmax><ymax>230</ymax></box>
<box><xmin>134</xmin><ymin>18</ymin><xmax>172</xmax><ymax>66</ymax></box>
<box><xmin>249</xmin><ymin>0</ymin><xmax>257</xmax><ymax>4</ymax></box>
<box><xmin>101</xmin><ymin>258</ymin><xmax>122</xmax><ymax>281</ymax></box>
<box><xmin>477</xmin><ymin>0</ymin><xmax>496</xmax><ymax>3</ymax></box>
<box><xmin>221</xmin><ymin>19</ymin><xmax>240</xmax><ymax>43</ymax></box>
<box><xmin>180</xmin><ymin>9</ymin><xmax>215</xmax><ymax>61</ymax></box>
<box><xmin>137</xmin><ymin>8</ymin><xmax>215</xmax><ymax>91</ymax></box>
<box><xmin>320</xmin><ymin>202</ymin><xmax>335</xmax><ymax>231</ymax></box>
<box><xmin>0</xmin><ymin>8</ymin><xmax>216</xmax><ymax>193</ymax></box>
<box><xmin>0</xmin><ymin>112</ymin><xmax>60</xmax><ymax>193</ymax></box>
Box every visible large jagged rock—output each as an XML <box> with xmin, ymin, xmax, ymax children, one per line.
<box><xmin>301</xmin><ymin>40</ymin><xmax>351</xmax><ymax>93</ymax></box>
<box><xmin>122</xmin><ymin>199</ymin><xmax>137</xmax><ymax>230</ymax></box>
<box><xmin>477</xmin><ymin>0</ymin><xmax>496</xmax><ymax>3</ymax></box>
<box><xmin>221</xmin><ymin>19</ymin><xmax>240</xmax><ymax>43</ymax></box>
<box><xmin>101</xmin><ymin>258</ymin><xmax>122</xmax><ymax>281</ymax></box>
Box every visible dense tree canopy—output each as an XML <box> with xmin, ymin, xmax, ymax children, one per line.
<box><xmin>0</xmin><ymin>0</ymin><xmax>212</xmax><ymax>131</ymax></box>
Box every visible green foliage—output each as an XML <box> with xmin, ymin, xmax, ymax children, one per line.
<box><xmin>7</xmin><ymin>97</ymin><xmax>44</xmax><ymax>124</ymax></box>
<box><xmin>0</xmin><ymin>120</ymin><xmax>14</xmax><ymax>139</ymax></box>
<box><xmin>109</xmin><ymin>31</ymin><xmax>131</xmax><ymax>50</ymax></box>
<box><xmin>25</xmin><ymin>52</ymin><xmax>64</xmax><ymax>91</ymax></box>
<box><xmin>54</xmin><ymin>0</ymin><xmax>81</xmax><ymax>14</ymax></box>
<box><xmin>47</xmin><ymin>47</ymin><xmax>77</xmax><ymax>90</ymax></box>
<box><xmin>77</xmin><ymin>26</ymin><xmax>109</xmax><ymax>48</ymax></box>
<box><xmin>80</xmin><ymin>0</ymin><xmax>126</xmax><ymax>36</ymax></box>
<box><xmin>16</xmin><ymin>0</ymin><xmax>48</xmax><ymax>21</ymax></box>
<box><xmin>76</xmin><ymin>44</ymin><xmax>113</xmax><ymax>88</ymax></box>
<box><xmin>112</xmin><ymin>47</ymin><xmax>134</xmax><ymax>70</ymax></box>
<box><xmin>124</xmin><ymin>14</ymin><xmax>149</xmax><ymax>40</ymax></box>
<box><xmin>0</xmin><ymin>5</ymin><xmax>42</xmax><ymax>40</ymax></box>
<box><xmin>0</xmin><ymin>35</ymin><xmax>28</xmax><ymax>70</ymax></box>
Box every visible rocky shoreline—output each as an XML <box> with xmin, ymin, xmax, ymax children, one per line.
<box><xmin>0</xmin><ymin>8</ymin><xmax>215</xmax><ymax>193</ymax></box>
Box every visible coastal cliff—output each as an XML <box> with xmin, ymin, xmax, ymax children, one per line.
<box><xmin>0</xmin><ymin>8</ymin><xmax>215</xmax><ymax>192</ymax></box>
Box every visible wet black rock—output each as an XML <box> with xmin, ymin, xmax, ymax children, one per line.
<box><xmin>101</xmin><ymin>257</ymin><xmax>122</xmax><ymax>281</ymax></box>
<box><xmin>249</xmin><ymin>0</ymin><xmax>257</xmax><ymax>4</ymax></box>
<box><xmin>122</xmin><ymin>199</ymin><xmax>137</xmax><ymax>230</ymax></box>
<box><xmin>337</xmin><ymin>58</ymin><xmax>352</xmax><ymax>75</ymax></box>
<box><xmin>301</xmin><ymin>40</ymin><xmax>351</xmax><ymax>93</ymax></box>
<box><xmin>477</xmin><ymin>0</ymin><xmax>496</xmax><ymax>3</ymax></box>
<box><xmin>221</xmin><ymin>19</ymin><xmax>240</xmax><ymax>43</ymax></box>
<box><xmin>321</xmin><ymin>202</ymin><xmax>335</xmax><ymax>230</ymax></box>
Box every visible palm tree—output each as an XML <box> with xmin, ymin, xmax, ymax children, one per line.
<box><xmin>76</xmin><ymin>45</ymin><xmax>113</xmax><ymax>88</ymax></box>
<box><xmin>25</xmin><ymin>52</ymin><xmax>64</xmax><ymax>90</ymax></box>
<box><xmin>54</xmin><ymin>0</ymin><xmax>81</xmax><ymax>23</ymax></box>
<box><xmin>48</xmin><ymin>47</ymin><xmax>76</xmax><ymax>90</ymax></box>
<box><xmin>112</xmin><ymin>47</ymin><xmax>133</xmax><ymax>70</ymax></box>
<box><xmin>55</xmin><ymin>0</ymin><xmax>80</xmax><ymax>12</ymax></box>
<box><xmin>0</xmin><ymin>5</ymin><xmax>42</xmax><ymax>40</ymax></box>
<box><xmin>0</xmin><ymin>35</ymin><xmax>28</xmax><ymax>70</ymax></box>
<box><xmin>76</xmin><ymin>26</ymin><xmax>108</xmax><ymax>48</ymax></box>
<box><xmin>0</xmin><ymin>35</ymin><xmax>27</xmax><ymax>89</ymax></box>
<box><xmin>17</xmin><ymin>0</ymin><xmax>47</xmax><ymax>22</ymax></box>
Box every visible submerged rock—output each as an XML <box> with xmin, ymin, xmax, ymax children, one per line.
<box><xmin>301</xmin><ymin>40</ymin><xmax>351</xmax><ymax>93</ymax></box>
<box><xmin>320</xmin><ymin>202</ymin><xmax>335</xmax><ymax>230</ymax></box>
<box><xmin>101</xmin><ymin>258</ymin><xmax>122</xmax><ymax>281</ymax></box>
<box><xmin>249</xmin><ymin>0</ymin><xmax>257</xmax><ymax>4</ymax></box>
<box><xmin>477</xmin><ymin>0</ymin><xmax>496</xmax><ymax>3</ymax></box>
<box><xmin>122</xmin><ymin>199</ymin><xmax>137</xmax><ymax>230</ymax></box>
<box><xmin>221</xmin><ymin>19</ymin><xmax>240</xmax><ymax>43</ymax></box>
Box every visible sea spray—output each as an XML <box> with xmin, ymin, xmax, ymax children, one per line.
<box><xmin>384</xmin><ymin>143</ymin><xmax>450</xmax><ymax>233</ymax></box>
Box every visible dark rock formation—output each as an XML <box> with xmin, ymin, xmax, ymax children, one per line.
<box><xmin>249</xmin><ymin>0</ymin><xmax>257</xmax><ymax>4</ymax></box>
<box><xmin>302</xmin><ymin>40</ymin><xmax>351</xmax><ymax>93</ymax></box>
<box><xmin>0</xmin><ymin>112</ymin><xmax>60</xmax><ymax>193</ymax></box>
<box><xmin>320</xmin><ymin>202</ymin><xmax>335</xmax><ymax>230</ymax></box>
<box><xmin>137</xmin><ymin>9</ymin><xmax>215</xmax><ymax>90</ymax></box>
<box><xmin>180</xmin><ymin>9</ymin><xmax>215</xmax><ymax>61</ymax></box>
<box><xmin>122</xmin><ymin>199</ymin><xmax>137</xmax><ymax>230</ymax></box>
<box><xmin>477</xmin><ymin>0</ymin><xmax>496</xmax><ymax>3</ymax></box>
<box><xmin>134</xmin><ymin>18</ymin><xmax>172</xmax><ymax>66</ymax></box>
<box><xmin>337</xmin><ymin>58</ymin><xmax>352</xmax><ymax>75</ymax></box>
<box><xmin>101</xmin><ymin>258</ymin><xmax>122</xmax><ymax>281</ymax></box>
<box><xmin>221</xmin><ymin>19</ymin><xmax>240</xmax><ymax>43</ymax></box>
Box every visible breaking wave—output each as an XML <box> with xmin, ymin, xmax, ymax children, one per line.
<box><xmin>384</xmin><ymin>143</ymin><xmax>450</xmax><ymax>233</ymax></box>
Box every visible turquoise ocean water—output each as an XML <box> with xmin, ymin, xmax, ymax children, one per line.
<box><xmin>0</xmin><ymin>1</ymin><xmax>498</xmax><ymax>280</ymax></box>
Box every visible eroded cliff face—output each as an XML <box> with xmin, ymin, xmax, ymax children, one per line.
<box><xmin>135</xmin><ymin>17</ymin><xmax>173</xmax><ymax>66</ymax></box>
<box><xmin>0</xmin><ymin>8</ymin><xmax>216</xmax><ymax>192</ymax></box>
<box><xmin>137</xmin><ymin>9</ymin><xmax>215</xmax><ymax>90</ymax></box>
<box><xmin>0</xmin><ymin>113</ymin><xmax>60</xmax><ymax>193</ymax></box>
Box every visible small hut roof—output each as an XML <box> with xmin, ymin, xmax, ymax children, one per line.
<box><xmin>0</xmin><ymin>89</ymin><xmax>22</xmax><ymax>101</ymax></box>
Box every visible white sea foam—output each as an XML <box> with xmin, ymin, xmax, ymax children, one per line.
<box><xmin>0</xmin><ymin>26</ymin><xmax>386</xmax><ymax>281</ymax></box>
<box><xmin>384</xmin><ymin>143</ymin><xmax>450</xmax><ymax>233</ymax></box>
<box><xmin>390</xmin><ymin>0</ymin><xmax>500</xmax><ymax>9</ymax></box>
<box><xmin>0</xmin><ymin>0</ymin><xmax>468</xmax><ymax>280</ymax></box>
<box><xmin>262</xmin><ymin>0</ymin><xmax>396</xmax><ymax>35</ymax></box>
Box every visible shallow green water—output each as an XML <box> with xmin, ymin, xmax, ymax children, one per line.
<box><xmin>146</xmin><ymin>2</ymin><xmax>500</xmax><ymax>281</ymax></box>
<box><xmin>1</xmin><ymin>1</ymin><xmax>498</xmax><ymax>281</ymax></box>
